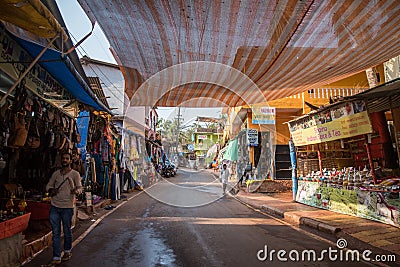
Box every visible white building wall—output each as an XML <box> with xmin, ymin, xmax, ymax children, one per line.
<box><xmin>81</xmin><ymin>58</ymin><xmax>156</xmax><ymax>138</ymax></box>
<box><xmin>82</xmin><ymin>62</ymin><xmax>125</xmax><ymax>115</ymax></box>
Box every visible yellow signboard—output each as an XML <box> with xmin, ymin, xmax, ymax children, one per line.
<box><xmin>251</xmin><ymin>105</ymin><xmax>276</xmax><ymax>124</ymax></box>
<box><xmin>291</xmin><ymin>111</ymin><xmax>372</xmax><ymax>146</ymax></box>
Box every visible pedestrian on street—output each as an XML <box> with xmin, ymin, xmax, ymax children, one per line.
<box><xmin>220</xmin><ymin>163</ymin><xmax>230</xmax><ymax>195</ymax></box>
<box><xmin>212</xmin><ymin>156</ymin><xmax>219</xmax><ymax>172</ymax></box>
<box><xmin>46</xmin><ymin>152</ymin><xmax>82</xmax><ymax>265</ymax></box>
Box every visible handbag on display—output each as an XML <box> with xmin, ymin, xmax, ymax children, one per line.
<box><xmin>25</xmin><ymin>117</ymin><xmax>40</xmax><ymax>149</ymax></box>
<box><xmin>8</xmin><ymin>114</ymin><xmax>28</xmax><ymax>148</ymax></box>
<box><xmin>72</xmin><ymin>123</ymin><xmax>81</xmax><ymax>144</ymax></box>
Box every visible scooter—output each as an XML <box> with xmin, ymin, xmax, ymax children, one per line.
<box><xmin>161</xmin><ymin>164</ymin><xmax>172</xmax><ymax>178</ymax></box>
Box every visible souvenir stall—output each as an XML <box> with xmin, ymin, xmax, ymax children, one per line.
<box><xmin>236</xmin><ymin>130</ymin><xmax>251</xmax><ymax>173</ymax></box>
<box><xmin>84</xmin><ymin>113</ymin><xmax>122</xmax><ymax>201</ymax></box>
<box><xmin>120</xmin><ymin>127</ymin><xmax>146</xmax><ymax>192</ymax></box>
<box><xmin>0</xmin><ymin>81</ymin><xmax>85</xmax><ymax>264</ymax></box>
<box><xmin>232</xmin><ymin>129</ymin><xmax>274</xmax><ymax>193</ymax></box>
<box><xmin>289</xmin><ymin>95</ymin><xmax>400</xmax><ymax>228</ymax></box>
<box><xmin>0</xmin><ymin>23</ymin><xmax>112</xmax><ymax>264</ymax></box>
<box><xmin>144</xmin><ymin>134</ymin><xmax>161</xmax><ymax>187</ymax></box>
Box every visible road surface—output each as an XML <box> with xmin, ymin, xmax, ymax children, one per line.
<box><xmin>26</xmin><ymin>169</ymin><xmax>371</xmax><ymax>266</ymax></box>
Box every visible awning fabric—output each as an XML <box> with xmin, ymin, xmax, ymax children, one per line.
<box><xmin>223</xmin><ymin>138</ymin><xmax>238</xmax><ymax>161</ymax></box>
<box><xmin>206</xmin><ymin>144</ymin><xmax>219</xmax><ymax>158</ymax></box>
<box><xmin>79</xmin><ymin>0</ymin><xmax>400</xmax><ymax>107</ymax></box>
<box><xmin>14</xmin><ymin>36</ymin><xmax>111</xmax><ymax>113</ymax></box>
<box><xmin>218</xmin><ymin>146</ymin><xmax>227</xmax><ymax>159</ymax></box>
<box><xmin>0</xmin><ymin>0</ymin><xmax>67</xmax><ymax>40</ymax></box>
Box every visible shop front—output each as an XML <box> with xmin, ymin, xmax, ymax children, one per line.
<box><xmin>289</xmin><ymin>83</ymin><xmax>400</xmax><ymax>228</ymax></box>
<box><xmin>0</xmin><ymin>23</ymin><xmax>111</xmax><ymax>265</ymax></box>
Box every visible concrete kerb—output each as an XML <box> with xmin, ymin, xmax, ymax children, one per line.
<box><xmin>237</xmin><ymin>196</ymin><xmax>341</xmax><ymax>235</ymax></box>
<box><xmin>300</xmin><ymin>217</ymin><xmax>341</xmax><ymax>235</ymax></box>
<box><xmin>261</xmin><ymin>204</ymin><xmax>285</xmax><ymax>218</ymax></box>
<box><xmin>205</xmin><ymin>169</ymin><xmax>342</xmax><ymax>236</ymax></box>
<box><xmin>225</xmin><ymin>186</ymin><xmax>342</xmax><ymax>236</ymax></box>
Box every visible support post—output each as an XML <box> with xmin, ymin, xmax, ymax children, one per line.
<box><xmin>365</xmin><ymin>135</ymin><xmax>377</xmax><ymax>184</ymax></box>
<box><xmin>289</xmin><ymin>138</ymin><xmax>297</xmax><ymax>201</ymax></box>
<box><xmin>317</xmin><ymin>149</ymin><xmax>323</xmax><ymax>175</ymax></box>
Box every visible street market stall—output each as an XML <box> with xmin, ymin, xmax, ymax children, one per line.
<box><xmin>0</xmin><ymin>22</ymin><xmax>111</xmax><ymax>264</ymax></box>
<box><xmin>288</xmin><ymin>83</ymin><xmax>400</xmax><ymax>228</ymax></box>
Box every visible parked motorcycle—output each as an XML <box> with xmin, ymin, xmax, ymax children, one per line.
<box><xmin>169</xmin><ymin>163</ymin><xmax>177</xmax><ymax>176</ymax></box>
<box><xmin>161</xmin><ymin>163</ymin><xmax>176</xmax><ymax>178</ymax></box>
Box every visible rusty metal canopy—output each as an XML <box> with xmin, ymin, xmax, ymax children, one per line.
<box><xmin>78</xmin><ymin>0</ymin><xmax>400</xmax><ymax>107</ymax></box>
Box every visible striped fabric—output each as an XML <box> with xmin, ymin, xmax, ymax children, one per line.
<box><xmin>78</xmin><ymin>0</ymin><xmax>400</xmax><ymax>107</ymax></box>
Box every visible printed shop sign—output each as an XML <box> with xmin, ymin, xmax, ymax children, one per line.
<box><xmin>290</xmin><ymin>111</ymin><xmax>372</xmax><ymax>146</ymax></box>
<box><xmin>0</xmin><ymin>29</ymin><xmax>72</xmax><ymax>103</ymax></box>
<box><xmin>251</xmin><ymin>105</ymin><xmax>276</xmax><ymax>125</ymax></box>
<box><xmin>289</xmin><ymin>101</ymin><xmax>372</xmax><ymax>146</ymax></box>
<box><xmin>247</xmin><ymin>129</ymin><xmax>258</xmax><ymax>146</ymax></box>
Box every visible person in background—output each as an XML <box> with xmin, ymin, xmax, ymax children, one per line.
<box><xmin>46</xmin><ymin>152</ymin><xmax>82</xmax><ymax>265</ymax></box>
<box><xmin>237</xmin><ymin>161</ymin><xmax>244</xmax><ymax>186</ymax></box>
<box><xmin>220</xmin><ymin>163</ymin><xmax>230</xmax><ymax>195</ymax></box>
<box><xmin>248</xmin><ymin>168</ymin><xmax>257</xmax><ymax>180</ymax></box>
<box><xmin>212</xmin><ymin>156</ymin><xmax>219</xmax><ymax>172</ymax></box>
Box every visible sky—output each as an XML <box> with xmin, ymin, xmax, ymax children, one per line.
<box><xmin>55</xmin><ymin>0</ymin><xmax>116</xmax><ymax>64</ymax></box>
<box><xmin>56</xmin><ymin>0</ymin><xmax>222</xmax><ymax>123</ymax></box>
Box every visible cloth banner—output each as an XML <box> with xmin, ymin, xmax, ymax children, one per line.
<box><xmin>223</xmin><ymin>138</ymin><xmax>238</xmax><ymax>161</ymax></box>
<box><xmin>76</xmin><ymin>110</ymin><xmax>90</xmax><ymax>159</ymax></box>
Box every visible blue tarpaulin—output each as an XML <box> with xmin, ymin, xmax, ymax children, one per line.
<box><xmin>76</xmin><ymin>110</ymin><xmax>90</xmax><ymax>160</ymax></box>
<box><xmin>14</xmin><ymin>36</ymin><xmax>110</xmax><ymax>112</ymax></box>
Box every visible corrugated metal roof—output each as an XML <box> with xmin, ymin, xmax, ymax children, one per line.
<box><xmin>87</xmin><ymin>76</ymin><xmax>111</xmax><ymax>109</ymax></box>
<box><xmin>346</xmin><ymin>77</ymin><xmax>400</xmax><ymax>113</ymax></box>
<box><xmin>288</xmin><ymin>78</ymin><xmax>400</xmax><ymax>123</ymax></box>
<box><xmin>78</xmin><ymin>0</ymin><xmax>400</xmax><ymax>107</ymax></box>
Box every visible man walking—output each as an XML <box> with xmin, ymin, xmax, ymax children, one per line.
<box><xmin>46</xmin><ymin>152</ymin><xmax>82</xmax><ymax>265</ymax></box>
<box><xmin>220</xmin><ymin>163</ymin><xmax>230</xmax><ymax>195</ymax></box>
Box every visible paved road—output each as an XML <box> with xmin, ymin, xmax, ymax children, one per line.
<box><xmin>27</xmin><ymin>169</ymin><xmax>373</xmax><ymax>267</ymax></box>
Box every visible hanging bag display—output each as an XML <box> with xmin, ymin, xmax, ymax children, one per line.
<box><xmin>53</xmin><ymin>113</ymin><xmax>66</xmax><ymax>150</ymax></box>
<box><xmin>25</xmin><ymin>117</ymin><xmax>40</xmax><ymax>149</ymax></box>
<box><xmin>8</xmin><ymin>114</ymin><xmax>28</xmax><ymax>148</ymax></box>
<box><xmin>72</xmin><ymin>122</ymin><xmax>81</xmax><ymax>144</ymax></box>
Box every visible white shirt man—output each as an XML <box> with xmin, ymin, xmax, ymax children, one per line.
<box><xmin>220</xmin><ymin>164</ymin><xmax>230</xmax><ymax>194</ymax></box>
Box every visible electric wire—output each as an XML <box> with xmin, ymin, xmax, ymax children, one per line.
<box><xmin>69</xmin><ymin>33</ymin><xmax>125</xmax><ymax>110</ymax></box>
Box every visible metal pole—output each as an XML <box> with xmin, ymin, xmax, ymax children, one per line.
<box><xmin>365</xmin><ymin>135</ymin><xmax>377</xmax><ymax>184</ymax></box>
<box><xmin>175</xmin><ymin>107</ymin><xmax>181</xmax><ymax>160</ymax></box>
<box><xmin>289</xmin><ymin>138</ymin><xmax>298</xmax><ymax>201</ymax></box>
<box><xmin>0</xmin><ymin>35</ymin><xmax>59</xmax><ymax>105</ymax></box>
<box><xmin>317</xmin><ymin>149</ymin><xmax>323</xmax><ymax>175</ymax></box>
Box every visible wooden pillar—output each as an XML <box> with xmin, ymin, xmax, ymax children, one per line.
<box><xmin>369</xmin><ymin>111</ymin><xmax>397</xmax><ymax>168</ymax></box>
<box><xmin>365</xmin><ymin>135</ymin><xmax>377</xmax><ymax>184</ymax></box>
<box><xmin>317</xmin><ymin>149</ymin><xmax>323</xmax><ymax>175</ymax></box>
<box><xmin>392</xmin><ymin>107</ymin><xmax>400</xmax><ymax>167</ymax></box>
